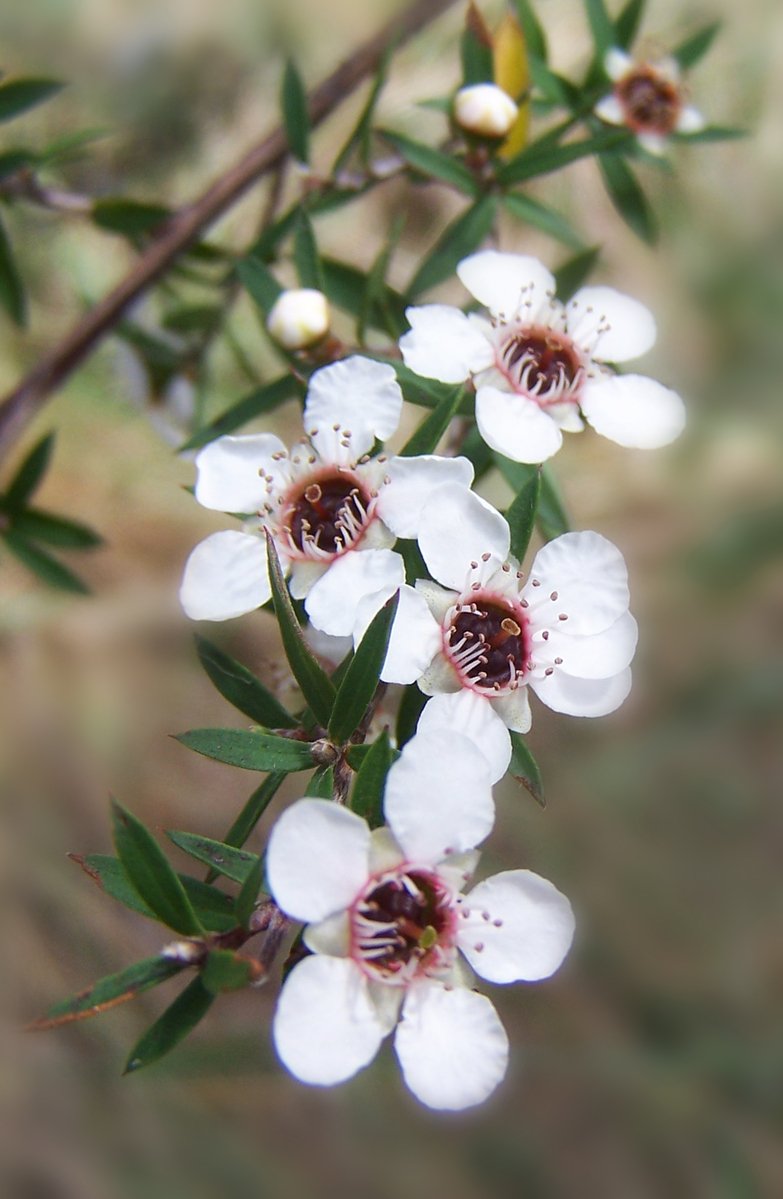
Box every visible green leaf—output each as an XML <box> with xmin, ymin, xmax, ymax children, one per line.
<box><xmin>408</xmin><ymin>196</ymin><xmax>497</xmax><ymax>297</ymax></box>
<box><xmin>0</xmin><ymin>214</ymin><xmax>26</xmax><ymax>326</ymax></box>
<box><xmin>527</xmin><ymin>57</ymin><xmax>575</xmax><ymax>107</ymax></box>
<box><xmin>461</xmin><ymin>3</ymin><xmax>495</xmax><ymax>86</ymax></box>
<box><xmin>673</xmin><ymin>22</ymin><xmax>720</xmax><ymax>69</ymax></box>
<box><xmin>585</xmin><ymin>0</ymin><xmax>615</xmax><ymax>59</ymax></box>
<box><xmin>380</xmin><ymin>131</ymin><xmax>477</xmax><ymax>196</ymax></box>
<box><xmin>195</xmin><ymin>636</ymin><xmax>298</xmax><ymax>729</ymax></box>
<box><xmin>322</xmin><ymin>258</ymin><xmax>408</xmax><ymax>338</ymax></box>
<box><xmin>265</xmin><ymin>532</ymin><xmax>336</xmax><ymax>728</ymax></box>
<box><xmin>358</xmin><ymin>215</ymin><xmax>405</xmax><ymax>345</ymax></box>
<box><xmin>509</xmin><ymin>0</ymin><xmax>548</xmax><ymax>60</ymax></box>
<box><xmin>162</xmin><ymin>305</ymin><xmax>222</xmax><ymax>335</ymax></box>
<box><xmin>30</xmin><ymin>956</ymin><xmax>185</xmax><ymax>1031</ymax></box>
<box><xmin>166</xmin><ymin>830</ymin><xmax>261</xmax><ymax>885</ymax></box>
<box><xmin>509</xmin><ymin>731</ymin><xmax>545</xmax><ymax>805</ymax></box>
<box><xmin>506</xmin><ymin>468</ymin><xmax>541</xmax><ymax>561</ymax></box>
<box><xmin>2</xmin><ymin>532</ymin><xmax>89</xmax><ymax>594</ymax></box>
<box><xmin>72</xmin><ymin>854</ymin><xmax>236</xmax><ymax>932</ymax></box>
<box><xmin>237</xmin><ymin>255</ymin><xmax>283</xmax><ymax>317</ymax></box>
<box><xmin>293</xmin><ymin>211</ymin><xmax>325</xmax><ymax>291</ymax></box>
<box><xmin>233</xmin><ymin>856</ymin><xmax>265</xmax><ymax>929</ymax></box>
<box><xmin>111</xmin><ymin>800</ymin><xmax>204</xmax><ymax>936</ymax></box>
<box><xmin>345</xmin><ymin>741</ymin><xmax>400</xmax><ymax>772</ymax></box>
<box><xmin>329</xmin><ymin>593</ymin><xmax>399</xmax><ymax>744</ymax></box>
<box><xmin>399</xmin><ymin>385</ymin><xmax>465</xmax><ymax>456</ymax></box>
<box><xmin>211</xmin><ymin>772</ymin><xmax>286</xmax><ymax>861</ymax></box>
<box><xmin>3</xmin><ymin>432</ymin><xmax>54</xmax><ymax>508</ymax></box>
<box><xmin>201</xmin><ymin>950</ymin><xmax>256</xmax><ymax>994</ymax></box>
<box><xmin>614</xmin><ymin>0</ymin><xmax>646</xmax><ymax>49</ymax></box>
<box><xmin>598</xmin><ymin>153</ymin><xmax>658</xmax><ymax>245</ymax></box>
<box><xmin>332</xmin><ymin>44</ymin><xmax>393</xmax><ymax>173</ymax></box>
<box><xmin>176</xmin><ymin>727</ymin><xmax>315</xmax><ymax>773</ymax></box>
<box><xmin>460</xmin><ymin>424</ymin><xmax>495</xmax><ymax>481</ymax></box>
<box><xmin>306</xmin><ymin>765</ymin><xmax>335</xmax><ymax>798</ymax></box>
<box><xmin>92</xmin><ymin>199</ymin><xmax>170</xmax><ymax>240</ymax></box>
<box><xmin>495</xmin><ymin>455</ymin><xmax>570</xmax><ymax>542</ymax></box>
<box><xmin>395</xmin><ymin>685</ymin><xmax>428</xmax><ymax>749</ymax></box>
<box><xmin>502</xmin><ymin>192</ymin><xmax>584</xmax><ymax>250</ymax></box>
<box><xmin>0</xmin><ymin>78</ymin><xmax>63</xmax><ymax>123</ymax></box>
<box><xmin>124</xmin><ymin>978</ymin><xmax>214</xmax><ymax>1074</ymax></box>
<box><xmin>553</xmin><ymin>246</ymin><xmax>600</xmax><ymax>301</ymax></box>
<box><xmin>180</xmin><ymin>375</ymin><xmax>303</xmax><ymax>452</ymax></box>
<box><xmin>350</xmin><ymin>730</ymin><xmax>393</xmax><ymax>828</ymax></box>
<box><xmin>0</xmin><ymin>148</ymin><xmax>34</xmax><ymax>179</ymax></box>
<box><xmin>673</xmin><ymin>125</ymin><xmax>747</xmax><ymax>143</ymax></box>
<box><xmin>281</xmin><ymin>59</ymin><xmax>310</xmax><ymax>164</ymax></box>
<box><xmin>11</xmin><ymin>509</ymin><xmax>102</xmax><ymax>548</ymax></box>
<box><xmin>498</xmin><ymin>128</ymin><xmax>631</xmax><ymax>185</ymax></box>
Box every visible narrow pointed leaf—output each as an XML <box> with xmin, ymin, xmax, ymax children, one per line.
<box><xmin>399</xmin><ymin>385</ymin><xmax>465</xmax><ymax>456</ymax></box>
<box><xmin>29</xmin><ymin>956</ymin><xmax>185</xmax><ymax>1031</ymax></box>
<box><xmin>2</xmin><ymin>532</ymin><xmax>89</xmax><ymax>593</ymax></box>
<box><xmin>111</xmin><ymin>800</ymin><xmax>204</xmax><ymax>936</ymax></box>
<box><xmin>350</xmin><ymin>729</ymin><xmax>393</xmax><ymax>828</ymax></box>
<box><xmin>509</xmin><ymin>731</ymin><xmax>545</xmax><ymax>805</ymax></box>
<box><xmin>461</xmin><ymin>3</ymin><xmax>495</xmax><ymax>86</ymax></box>
<box><xmin>12</xmin><ymin>509</ymin><xmax>102</xmax><ymax>548</ymax></box>
<box><xmin>395</xmin><ymin>685</ymin><xmax>428</xmax><ymax>749</ymax></box>
<box><xmin>166</xmin><ymin>830</ymin><xmax>260</xmax><ymax>885</ymax></box>
<box><xmin>585</xmin><ymin>0</ymin><xmax>615</xmax><ymax>58</ymax></box>
<box><xmin>673</xmin><ymin>125</ymin><xmax>747</xmax><ymax>143</ymax></box>
<box><xmin>329</xmin><ymin>592</ymin><xmax>399</xmax><ymax>744</ymax></box>
<box><xmin>509</xmin><ymin>0</ymin><xmax>547</xmax><ymax>59</ymax></box>
<box><xmin>293</xmin><ymin>211</ymin><xmax>325</xmax><ymax>291</ymax></box>
<box><xmin>202</xmin><ymin>950</ymin><xmax>258</xmax><ymax>994</ymax></box>
<box><xmin>380</xmin><ymin>131</ymin><xmax>478</xmax><ymax>196</ymax></box>
<box><xmin>598</xmin><ymin>153</ymin><xmax>658</xmax><ymax>245</ymax></box>
<box><xmin>124</xmin><ymin>978</ymin><xmax>214</xmax><ymax>1074</ymax></box>
<box><xmin>265</xmin><ymin>532</ymin><xmax>336</xmax><ymax>727</ymax></box>
<box><xmin>495</xmin><ymin>455</ymin><xmax>570</xmax><ymax>541</ymax></box>
<box><xmin>673</xmin><ymin>22</ymin><xmax>720</xmax><ymax>69</ymax></box>
<box><xmin>211</xmin><ymin>772</ymin><xmax>286</xmax><ymax>862</ymax></box>
<box><xmin>92</xmin><ymin>199</ymin><xmax>170</xmax><ymax>240</ymax></box>
<box><xmin>195</xmin><ymin>636</ymin><xmax>298</xmax><ymax>729</ymax></box>
<box><xmin>498</xmin><ymin>129</ymin><xmax>631</xmax><ymax>185</ymax></box>
<box><xmin>358</xmin><ymin>214</ymin><xmax>405</xmax><ymax>345</ymax></box>
<box><xmin>322</xmin><ymin>257</ymin><xmax>408</xmax><ymax>338</ymax></box>
<box><xmin>0</xmin><ymin>78</ymin><xmax>63</xmax><ymax>123</ymax></box>
<box><xmin>332</xmin><ymin>42</ymin><xmax>393</xmax><ymax>173</ymax></box>
<box><xmin>614</xmin><ymin>0</ymin><xmax>646</xmax><ymax>49</ymax></box>
<box><xmin>238</xmin><ymin>255</ymin><xmax>283</xmax><ymax>317</ymax></box>
<box><xmin>0</xmin><ymin>214</ymin><xmax>26</xmax><ymax>326</ymax></box>
<box><xmin>408</xmin><ymin>196</ymin><xmax>497</xmax><ymax>297</ymax></box>
<box><xmin>176</xmin><ymin>727</ymin><xmax>315</xmax><ymax>773</ymax></box>
<box><xmin>281</xmin><ymin>59</ymin><xmax>310</xmax><ymax>163</ymax></box>
<box><xmin>233</xmin><ymin>856</ymin><xmax>265</xmax><ymax>928</ymax></box>
<box><xmin>180</xmin><ymin>375</ymin><xmax>302</xmax><ymax>452</ymax></box>
<box><xmin>506</xmin><ymin>468</ymin><xmax>541</xmax><ymax>561</ymax></box>
<box><xmin>346</xmin><ymin>742</ymin><xmax>400</xmax><ymax>771</ymax></box>
<box><xmin>71</xmin><ymin>854</ymin><xmax>236</xmax><ymax>932</ymax></box>
<box><xmin>553</xmin><ymin>246</ymin><xmax>600</xmax><ymax>300</ymax></box>
<box><xmin>4</xmin><ymin>433</ymin><xmax>54</xmax><ymax>508</ymax></box>
<box><xmin>503</xmin><ymin>192</ymin><xmax>583</xmax><ymax>250</ymax></box>
<box><xmin>306</xmin><ymin>765</ymin><xmax>335</xmax><ymax>799</ymax></box>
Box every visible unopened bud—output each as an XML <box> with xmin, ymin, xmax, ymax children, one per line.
<box><xmin>266</xmin><ymin>288</ymin><xmax>330</xmax><ymax>350</ymax></box>
<box><xmin>454</xmin><ymin>83</ymin><xmax>518</xmax><ymax>140</ymax></box>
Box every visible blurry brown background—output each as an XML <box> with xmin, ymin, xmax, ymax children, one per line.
<box><xmin>2</xmin><ymin>1</ymin><xmax>782</xmax><ymax>1196</ymax></box>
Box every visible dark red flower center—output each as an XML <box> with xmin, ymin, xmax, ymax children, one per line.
<box><xmin>499</xmin><ymin>328</ymin><xmax>582</xmax><ymax>402</ymax></box>
<box><xmin>285</xmin><ymin>472</ymin><xmax>371</xmax><ymax>557</ymax></box>
<box><xmin>617</xmin><ymin>68</ymin><xmax>680</xmax><ymax>135</ymax></box>
<box><xmin>445</xmin><ymin>597</ymin><xmax>531</xmax><ymax>692</ymax></box>
<box><xmin>352</xmin><ymin>870</ymin><xmax>454</xmax><ymax>980</ymax></box>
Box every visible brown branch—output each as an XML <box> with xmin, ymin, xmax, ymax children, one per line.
<box><xmin>0</xmin><ymin>0</ymin><xmax>459</xmax><ymax>462</ymax></box>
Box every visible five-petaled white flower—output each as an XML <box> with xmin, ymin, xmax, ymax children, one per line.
<box><xmin>355</xmin><ymin>485</ymin><xmax>636</xmax><ymax>782</ymax></box>
<box><xmin>179</xmin><ymin>355</ymin><xmax>472</xmax><ymax>630</ymax></box>
<box><xmin>267</xmin><ymin>729</ymin><xmax>574</xmax><ymax>1110</ymax></box>
<box><xmin>399</xmin><ymin>249</ymin><xmax>686</xmax><ymax>463</ymax></box>
<box><xmin>595</xmin><ymin>48</ymin><xmax>706</xmax><ymax>157</ymax></box>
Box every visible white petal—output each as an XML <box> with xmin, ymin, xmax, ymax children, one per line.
<box><xmin>476</xmin><ymin>385</ymin><xmax>564</xmax><ymax>464</ymax></box>
<box><xmin>383</xmin><ymin>729</ymin><xmax>494</xmax><ymax>863</ymax></box>
<box><xmin>527</xmin><ymin>531</ymin><xmax>629</xmax><ymax>636</ymax></box>
<box><xmin>416</xmin><ymin>577</ymin><xmax>458</xmax><ymax>622</ymax></box>
<box><xmin>530</xmin><ymin>665</ymin><xmax>632</xmax><ymax>716</ymax></box>
<box><xmin>581</xmin><ymin>373</ymin><xmax>686</xmax><ymax>448</ymax></box>
<box><xmin>399</xmin><ymin>305</ymin><xmax>494</xmax><ymax>384</ymax></box>
<box><xmin>273</xmin><ymin>955</ymin><xmax>386</xmax><ymax>1086</ymax></box>
<box><xmin>637</xmin><ymin>131</ymin><xmax>667</xmax><ymax>156</ymax></box>
<box><xmin>604</xmin><ymin>47</ymin><xmax>632</xmax><ymax>82</ymax></box>
<box><xmin>489</xmin><ymin>686</ymin><xmax>532</xmax><ymax>734</ymax></box>
<box><xmin>458</xmin><ymin>869</ymin><xmax>574</xmax><ymax>983</ymax></box>
<box><xmin>375</xmin><ymin>585</ymin><xmax>441</xmax><ymax>685</ymax></box>
<box><xmin>194</xmin><ymin>433</ymin><xmax>288</xmax><ymax>513</ymax></box>
<box><xmin>568</xmin><ymin>287</ymin><xmax>657</xmax><ymax>363</ymax></box>
<box><xmin>303</xmin><ymin>622</ymin><xmax>352</xmax><ymax>667</ymax></box>
<box><xmin>267</xmin><ymin>799</ymin><xmax>370</xmax><ymax>923</ymax></box>
<box><xmin>417</xmin><ymin>484</ymin><xmax>510</xmax><ymax>592</ymax></box>
<box><xmin>457</xmin><ymin>251</ymin><xmax>556</xmax><ymax>321</ymax></box>
<box><xmin>418</xmin><ymin>653</ymin><xmax>462</xmax><ymax>695</ymax></box>
<box><xmin>368</xmin><ymin>826</ymin><xmax>406</xmax><ymax>874</ymax></box>
<box><xmin>179</xmin><ymin>530</ymin><xmax>270</xmax><ymax>621</ymax></box>
<box><xmin>594</xmin><ymin>93</ymin><xmax>626</xmax><ymax>126</ymax></box>
<box><xmin>677</xmin><ymin>105</ymin><xmax>706</xmax><ymax>134</ymax></box>
<box><xmin>305</xmin><ymin>549</ymin><xmax>404</xmax><ymax>638</ymax></box>
<box><xmin>304</xmin><ymin>356</ymin><xmax>403</xmax><ymax>452</ymax></box>
<box><xmin>394</xmin><ymin>981</ymin><xmax>508</xmax><ymax>1110</ymax></box>
<box><xmin>417</xmin><ymin>691</ymin><xmax>511</xmax><ymax>785</ymax></box>
<box><xmin>537</xmin><ymin>610</ymin><xmax>638</xmax><ymax>679</ymax></box>
<box><xmin>304</xmin><ymin>909</ymin><xmax>350</xmax><ymax>957</ymax></box>
<box><xmin>377</xmin><ymin>455</ymin><xmax>474</xmax><ymax>538</ymax></box>
<box><xmin>288</xmin><ymin>559</ymin><xmax>328</xmax><ymax>600</ymax></box>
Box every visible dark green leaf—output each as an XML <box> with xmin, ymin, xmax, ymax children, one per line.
<box><xmin>461</xmin><ymin>3</ymin><xmax>495</xmax><ymax>86</ymax></box>
<box><xmin>397</xmin><ymin>538</ymin><xmax>429</xmax><ymax>587</ymax></box>
<box><xmin>124</xmin><ymin>978</ymin><xmax>214</xmax><ymax>1074</ymax></box>
<box><xmin>211</xmin><ymin>773</ymin><xmax>286</xmax><ymax>861</ymax></box>
<box><xmin>395</xmin><ymin>684</ymin><xmax>428</xmax><ymax>749</ymax></box>
<box><xmin>233</xmin><ymin>856</ymin><xmax>265</xmax><ymax>929</ymax></box>
<box><xmin>614</xmin><ymin>0</ymin><xmax>646</xmax><ymax>49</ymax></box>
<box><xmin>72</xmin><ymin>854</ymin><xmax>236</xmax><ymax>932</ymax></box>
<box><xmin>502</xmin><ymin>192</ymin><xmax>584</xmax><ymax>250</ymax></box>
<box><xmin>460</xmin><ymin>424</ymin><xmax>495</xmax><ymax>481</ymax></box>
<box><xmin>408</xmin><ymin>196</ymin><xmax>497</xmax><ymax>297</ymax></box>
<box><xmin>345</xmin><ymin>741</ymin><xmax>400</xmax><ymax>772</ymax></box>
<box><xmin>0</xmin><ymin>78</ymin><xmax>63</xmax><ymax>123</ymax></box>
<box><xmin>162</xmin><ymin>305</ymin><xmax>222</xmax><ymax>335</ymax></box>
<box><xmin>201</xmin><ymin>950</ymin><xmax>256</xmax><ymax>994</ymax></box>
<box><xmin>350</xmin><ymin>729</ymin><xmax>393</xmax><ymax>828</ymax></box>
<box><xmin>4</xmin><ymin>432</ymin><xmax>54</xmax><ymax>508</ymax></box>
<box><xmin>92</xmin><ymin>199</ymin><xmax>170</xmax><ymax>239</ymax></box>
<box><xmin>2</xmin><ymin>532</ymin><xmax>89</xmax><ymax>594</ymax></box>
<box><xmin>265</xmin><ymin>532</ymin><xmax>336</xmax><ymax>728</ymax></box>
<box><xmin>332</xmin><ymin>43</ymin><xmax>394</xmax><ymax>173</ymax></box>
<box><xmin>329</xmin><ymin>593</ymin><xmax>399</xmax><ymax>744</ymax></box>
<box><xmin>30</xmin><ymin>956</ymin><xmax>184</xmax><ymax>1031</ymax></box>
<box><xmin>509</xmin><ymin>731</ymin><xmax>545</xmax><ymax>805</ymax></box>
<box><xmin>0</xmin><ymin>148</ymin><xmax>34</xmax><ymax>179</ymax></box>
<box><xmin>180</xmin><ymin>375</ymin><xmax>303</xmax><ymax>452</ymax></box>
<box><xmin>673</xmin><ymin>22</ymin><xmax>720</xmax><ymax>69</ymax></box>
<box><xmin>111</xmin><ymin>800</ymin><xmax>204</xmax><ymax>936</ymax></box>
<box><xmin>12</xmin><ymin>509</ymin><xmax>102</xmax><ymax>548</ymax></box>
<box><xmin>527</xmin><ymin>57</ymin><xmax>575</xmax><ymax>107</ymax></box>
<box><xmin>167</xmin><ymin>830</ymin><xmax>261</xmax><ymax>885</ymax></box>
<box><xmin>585</xmin><ymin>0</ymin><xmax>615</xmax><ymax>58</ymax></box>
<box><xmin>293</xmin><ymin>211</ymin><xmax>325</xmax><ymax>291</ymax></box>
<box><xmin>0</xmin><ymin>214</ymin><xmax>26</xmax><ymax>326</ymax></box>
<box><xmin>506</xmin><ymin>468</ymin><xmax>541</xmax><ymax>561</ymax></box>
<box><xmin>509</xmin><ymin>0</ymin><xmax>548</xmax><ymax>60</ymax></box>
<box><xmin>399</xmin><ymin>385</ymin><xmax>465</xmax><ymax>456</ymax></box>
<box><xmin>238</xmin><ymin>255</ymin><xmax>283</xmax><ymax>317</ymax></box>
<box><xmin>495</xmin><ymin>455</ymin><xmax>570</xmax><ymax>541</ymax></box>
<box><xmin>386</xmin><ymin>360</ymin><xmax>463</xmax><ymax>410</ymax></box>
<box><xmin>281</xmin><ymin>60</ymin><xmax>310</xmax><ymax>164</ymax></box>
<box><xmin>553</xmin><ymin>246</ymin><xmax>600</xmax><ymax>300</ymax></box>
<box><xmin>598</xmin><ymin>152</ymin><xmax>658</xmax><ymax>245</ymax></box>
<box><xmin>176</xmin><ymin>727</ymin><xmax>315</xmax><ymax>773</ymax></box>
<box><xmin>358</xmin><ymin>214</ymin><xmax>405</xmax><ymax>345</ymax></box>
<box><xmin>306</xmin><ymin>765</ymin><xmax>335</xmax><ymax>798</ymax></box>
<box><xmin>380</xmin><ymin>131</ymin><xmax>478</xmax><ymax>196</ymax></box>
<box><xmin>673</xmin><ymin>125</ymin><xmax>747</xmax><ymax>143</ymax></box>
<box><xmin>195</xmin><ymin>636</ymin><xmax>298</xmax><ymax>729</ymax></box>
<box><xmin>322</xmin><ymin>258</ymin><xmax>408</xmax><ymax>338</ymax></box>
<box><xmin>498</xmin><ymin>128</ymin><xmax>631</xmax><ymax>185</ymax></box>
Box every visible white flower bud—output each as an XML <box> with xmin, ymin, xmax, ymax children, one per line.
<box><xmin>453</xmin><ymin>83</ymin><xmax>518</xmax><ymax>140</ymax></box>
<box><xmin>266</xmin><ymin>288</ymin><xmax>330</xmax><ymax>350</ymax></box>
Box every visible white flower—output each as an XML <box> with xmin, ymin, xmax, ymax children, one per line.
<box><xmin>595</xmin><ymin>47</ymin><xmax>706</xmax><ymax>156</ymax></box>
<box><xmin>179</xmin><ymin>356</ymin><xmax>473</xmax><ymax>629</ymax></box>
<box><xmin>266</xmin><ymin>288</ymin><xmax>330</xmax><ymax>350</ymax></box>
<box><xmin>369</xmin><ymin>485</ymin><xmax>636</xmax><ymax>781</ymax></box>
<box><xmin>454</xmin><ymin>83</ymin><xmax>519</xmax><ymax>139</ymax></box>
<box><xmin>399</xmin><ymin>249</ymin><xmax>686</xmax><ymax>463</ymax></box>
<box><xmin>267</xmin><ymin>729</ymin><xmax>574</xmax><ymax>1110</ymax></box>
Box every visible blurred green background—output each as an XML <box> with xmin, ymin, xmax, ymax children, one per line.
<box><xmin>2</xmin><ymin>1</ymin><xmax>782</xmax><ymax>1196</ymax></box>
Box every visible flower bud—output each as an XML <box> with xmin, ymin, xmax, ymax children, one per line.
<box><xmin>266</xmin><ymin>288</ymin><xmax>330</xmax><ymax>350</ymax></box>
<box><xmin>453</xmin><ymin>83</ymin><xmax>518</xmax><ymax>140</ymax></box>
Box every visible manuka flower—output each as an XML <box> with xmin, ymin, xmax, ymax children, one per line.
<box><xmin>363</xmin><ymin>485</ymin><xmax>636</xmax><ymax>781</ymax></box>
<box><xmin>399</xmin><ymin>250</ymin><xmax>686</xmax><ymax>463</ymax></box>
<box><xmin>595</xmin><ymin>48</ymin><xmax>706</xmax><ymax>156</ymax></box>
<box><xmin>267</xmin><ymin>729</ymin><xmax>574</xmax><ymax>1110</ymax></box>
<box><xmin>179</xmin><ymin>355</ymin><xmax>472</xmax><ymax>629</ymax></box>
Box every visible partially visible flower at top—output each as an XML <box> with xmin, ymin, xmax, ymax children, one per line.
<box><xmin>354</xmin><ymin>485</ymin><xmax>636</xmax><ymax>782</ymax></box>
<box><xmin>266</xmin><ymin>288</ymin><xmax>330</xmax><ymax>350</ymax></box>
<box><xmin>179</xmin><ymin>355</ymin><xmax>473</xmax><ymax>629</ymax></box>
<box><xmin>454</xmin><ymin>83</ymin><xmax>519</xmax><ymax>140</ymax></box>
<box><xmin>400</xmin><ymin>250</ymin><xmax>686</xmax><ymax>463</ymax></box>
<box><xmin>267</xmin><ymin>728</ymin><xmax>574</xmax><ymax>1110</ymax></box>
<box><xmin>595</xmin><ymin>47</ymin><xmax>706</xmax><ymax>156</ymax></box>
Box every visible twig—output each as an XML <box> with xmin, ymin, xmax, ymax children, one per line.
<box><xmin>0</xmin><ymin>0</ymin><xmax>458</xmax><ymax>462</ymax></box>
